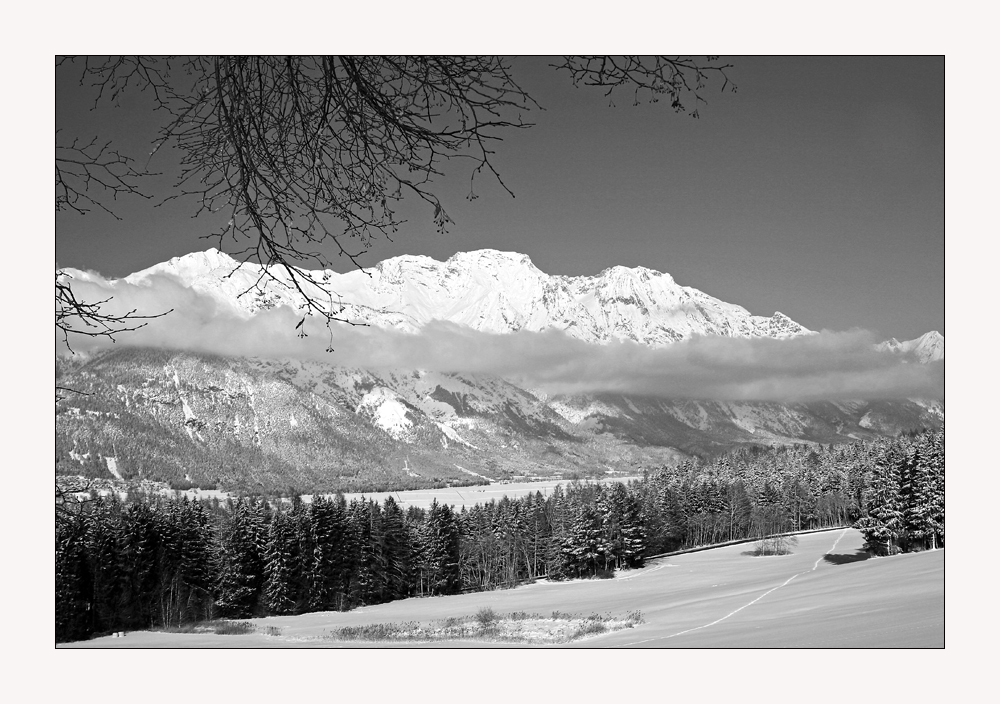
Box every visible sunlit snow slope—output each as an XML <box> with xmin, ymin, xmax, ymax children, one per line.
<box><xmin>121</xmin><ymin>248</ymin><xmax>812</xmax><ymax>345</ymax></box>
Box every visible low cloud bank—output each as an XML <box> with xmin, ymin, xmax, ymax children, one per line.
<box><xmin>59</xmin><ymin>271</ymin><xmax>943</xmax><ymax>402</ymax></box>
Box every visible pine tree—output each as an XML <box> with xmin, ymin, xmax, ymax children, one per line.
<box><xmin>638</xmin><ymin>474</ymin><xmax>679</xmax><ymax>554</ymax></box>
<box><xmin>379</xmin><ymin>497</ymin><xmax>412</xmax><ymax>600</ymax></box>
<box><xmin>216</xmin><ymin>498</ymin><xmax>268</xmax><ymax>617</ymax></box>
<box><xmin>904</xmin><ymin>430</ymin><xmax>945</xmax><ymax>550</ymax></box>
<box><xmin>491</xmin><ymin>496</ymin><xmax>526</xmax><ymax>587</ymax></box>
<box><xmin>349</xmin><ymin>499</ymin><xmax>382</xmax><ymax>606</ymax></box>
<box><xmin>458</xmin><ymin>502</ymin><xmax>497</xmax><ymax>591</ymax></box>
<box><xmin>56</xmin><ymin>509</ymin><xmax>93</xmax><ymax>642</ymax></box>
<box><xmin>562</xmin><ymin>500</ymin><xmax>610</xmax><ymax>578</ymax></box>
<box><xmin>619</xmin><ymin>485</ymin><xmax>648</xmax><ymax>569</ymax></box>
<box><xmin>117</xmin><ymin>500</ymin><xmax>162</xmax><ymax>629</ymax></box>
<box><xmin>308</xmin><ymin>495</ymin><xmax>341</xmax><ymax>611</ymax></box>
<box><xmin>752</xmin><ymin>480</ymin><xmax>787</xmax><ymax>541</ymax></box>
<box><xmin>158</xmin><ymin>498</ymin><xmax>215</xmax><ymax>627</ymax></box>
<box><xmin>544</xmin><ymin>485</ymin><xmax>573</xmax><ymax>580</ymax></box>
<box><xmin>421</xmin><ymin>500</ymin><xmax>461</xmax><ymax>595</ymax></box>
<box><xmin>286</xmin><ymin>496</ymin><xmax>314</xmax><ymax>612</ymax></box>
<box><xmin>262</xmin><ymin>510</ymin><xmax>297</xmax><ymax>614</ymax></box>
<box><xmin>523</xmin><ymin>491</ymin><xmax>550</xmax><ymax>580</ymax></box>
<box><xmin>855</xmin><ymin>440</ymin><xmax>905</xmax><ymax>555</ymax></box>
<box><xmin>85</xmin><ymin>495</ymin><xmax>124</xmax><ymax>634</ymax></box>
<box><xmin>310</xmin><ymin>493</ymin><xmax>354</xmax><ymax>611</ymax></box>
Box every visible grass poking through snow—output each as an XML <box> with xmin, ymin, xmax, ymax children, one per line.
<box><xmin>160</xmin><ymin>620</ymin><xmax>282</xmax><ymax>637</ymax></box>
<box><xmin>322</xmin><ymin>610</ymin><xmax>644</xmax><ymax>644</ymax></box>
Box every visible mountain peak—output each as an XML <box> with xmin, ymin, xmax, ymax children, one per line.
<box><xmin>877</xmin><ymin>331</ymin><xmax>944</xmax><ymax>363</ymax></box>
<box><xmin>912</xmin><ymin>331</ymin><xmax>944</xmax><ymax>362</ymax></box>
<box><xmin>599</xmin><ymin>264</ymin><xmax>673</xmax><ymax>283</ymax></box>
<box><xmin>372</xmin><ymin>253</ymin><xmax>437</xmax><ymax>274</ymax></box>
<box><xmin>445</xmin><ymin>249</ymin><xmax>536</xmax><ymax>270</ymax></box>
<box><xmin>174</xmin><ymin>248</ymin><xmax>236</xmax><ymax>269</ymax></box>
<box><xmin>117</xmin><ymin>247</ymin><xmax>816</xmax><ymax>347</ymax></box>
<box><xmin>763</xmin><ymin>311</ymin><xmax>810</xmax><ymax>338</ymax></box>
<box><xmin>127</xmin><ymin>248</ymin><xmax>238</xmax><ymax>283</ymax></box>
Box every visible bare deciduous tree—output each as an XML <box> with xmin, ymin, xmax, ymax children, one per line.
<box><xmin>55</xmin><ymin>271</ymin><xmax>169</xmax><ymax>352</ymax></box>
<box><xmin>55</xmin><ymin>133</ymin><xmax>152</xmax><ymax>217</ymax></box>
<box><xmin>56</xmin><ymin>271</ymin><xmax>172</xmax><ymax>399</ymax></box>
<box><xmin>56</xmin><ymin>57</ymin><xmax>172</xmax><ymax>373</ymax></box>
<box><xmin>552</xmin><ymin>55</ymin><xmax>734</xmax><ymax>113</ymax></box>
<box><xmin>56</xmin><ymin>55</ymin><xmax>735</xmax><ymax>332</ymax></box>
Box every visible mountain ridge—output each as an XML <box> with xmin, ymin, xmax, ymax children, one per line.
<box><xmin>56</xmin><ymin>248</ymin><xmax>943</xmax><ymax>493</ymax></box>
<box><xmin>107</xmin><ymin>248</ymin><xmax>943</xmax><ymax>355</ymax></box>
<box><xmin>115</xmin><ymin>247</ymin><xmax>817</xmax><ymax>347</ymax></box>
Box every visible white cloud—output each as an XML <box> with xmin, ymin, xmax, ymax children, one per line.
<box><xmin>59</xmin><ymin>272</ymin><xmax>943</xmax><ymax>402</ymax></box>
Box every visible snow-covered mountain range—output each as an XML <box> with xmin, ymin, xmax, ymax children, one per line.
<box><xmin>121</xmin><ymin>248</ymin><xmax>813</xmax><ymax>346</ymax></box>
<box><xmin>57</xmin><ymin>249</ymin><xmax>943</xmax><ymax>493</ymax></box>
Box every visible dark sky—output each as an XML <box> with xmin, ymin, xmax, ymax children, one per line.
<box><xmin>56</xmin><ymin>56</ymin><xmax>944</xmax><ymax>341</ymax></box>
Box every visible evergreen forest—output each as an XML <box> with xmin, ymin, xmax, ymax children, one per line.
<box><xmin>56</xmin><ymin>428</ymin><xmax>943</xmax><ymax>642</ymax></box>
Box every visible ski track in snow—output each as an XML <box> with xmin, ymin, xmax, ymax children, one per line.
<box><xmin>609</xmin><ymin>528</ymin><xmax>849</xmax><ymax>647</ymax></box>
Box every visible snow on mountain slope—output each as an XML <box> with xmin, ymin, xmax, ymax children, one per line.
<box><xmin>355</xmin><ymin>386</ymin><xmax>416</xmax><ymax>440</ymax></box>
<box><xmin>57</xmin><ymin>347</ymin><xmax>944</xmax><ymax>493</ymax></box>
<box><xmin>57</xmin><ymin>249</ymin><xmax>944</xmax><ymax>493</ymax></box>
<box><xmin>877</xmin><ymin>331</ymin><xmax>945</xmax><ymax>362</ymax></box>
<box><xmin>117</xmin><ymin>248</ymin><xmax>813</xmax><ymax>346</ymax></box>
<box><xmin>902</xmin><ymin>330</ymin><xmax>944</xmax><ymax>362</ymax></box>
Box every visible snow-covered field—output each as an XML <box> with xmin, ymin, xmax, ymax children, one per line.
<box><xmin>141</xmin><ymin>477</ymin><xmax>641</xmax><ymax>510</ymax></box>
<box><xmin>333</xmin><ymin>477</ymin><xmax>643</xmax><ymax>510</ymax></box>
<box><xmin>61</xmin><ymin>528</ymin><xmax>943</xmax><ymax>648</ymax></box>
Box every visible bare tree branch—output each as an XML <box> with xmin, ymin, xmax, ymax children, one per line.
<box><xmin>551</xmin><ymin>55</ymin><xmax>735</xmax><ymax>116</ymax></box>
<box><xmin>55</xmin><ymin>132</ymin><xmax>155</xmax><ymax>217</ymax></box>
<box><xmin>55</xmin><ymin>271</ymin><xmax>172</xmax><ymax>354</ymax></box>
<box><xmin>56</xmin><ymin>55</ymin><xmax>735</xmax><ymax>339</ymax></box>
<box><xmin>56</xmin><ymin>476</ymin><xmax>97</xmax><ymax>525</ymax></box>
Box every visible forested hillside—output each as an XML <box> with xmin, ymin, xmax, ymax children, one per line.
<box><xmin>56</xmin><ymin>428</ymin><xmax>943</xmax><ymax>642</ymax></box>
<box><xmin>57</xmin><ymin>348</ymin><xmax>943</xmax><ymax>495</ymax></box>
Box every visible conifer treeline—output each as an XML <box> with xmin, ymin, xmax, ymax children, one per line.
<box><xmin>853</xmin><ymin>428</ymin><xmax>944</xmax><ymax>554</ymax></box>
<box><xmin>56</xmin><ymin>428</ymin><xmax>943</xmax><ymax>642</ymax></box>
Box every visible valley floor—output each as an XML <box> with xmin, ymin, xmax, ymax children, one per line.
<box><xmin>334</xmin><ymin>476</ymin><xmax>643</xmax><ymax>510</ymax></box>
<box><xmin>60</xmin><ymin>528</ymin><xmax>943</xmax><ymax>648</ymax></box>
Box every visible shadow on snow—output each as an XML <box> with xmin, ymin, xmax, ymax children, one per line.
<box><xmin>822</xmin><ymin>550</ymin><xmax>870</xmax><ymax>565</ymax></box>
